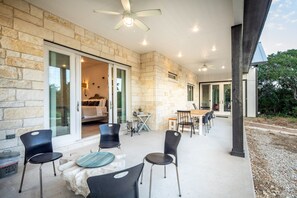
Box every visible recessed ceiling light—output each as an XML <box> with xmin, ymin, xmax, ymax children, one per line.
<box><xmin>211</xmin><ymin>45</ymin><xmax>216</xmax><ymax>52</ymax></box>
<box><xmin>142</xmin><ymin>39</ymin><xmax>148</xmax><ymax>46</ymax></box>
<box><xmin>178</xmin><ymin>52</ymin><xmax>182</xmax><ymax>58</ymax></box>
<box><xmin>222</xmin><ymin>65</ymin><xmax>225</xmax><ymax>69</ymax></box>
<box><xmin>192</xmin><ymin>25</ymin><xmax>199</xmax><ymax>32</ymax></box>
<box><xmin>198</xmin><ymin>68</ymin><xmax>201</xmax><ymax>72</ymax></box>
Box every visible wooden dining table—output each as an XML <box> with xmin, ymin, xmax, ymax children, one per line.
<box><xmin>190</xmin><ymin>109</ymin><xmax>210</xmax><ymax>135</ymax></box>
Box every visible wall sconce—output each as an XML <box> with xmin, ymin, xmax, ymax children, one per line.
<box><xmin>82</xmin><ymin>82</ymin><xmax>88</xmax><ymax>89</ymax></box>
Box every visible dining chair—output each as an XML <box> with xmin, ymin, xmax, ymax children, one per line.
<box><xmin>99</xmin><ymin>123</ymin><xmax>121</xmax><ymax>151</ymax></box>
<box><xmin>87</xmin><ymin>163</ymin><xmax>144</xmax><ymax>198</ymax></box>
<box><xmin>202</xmin><ymin>112</ymin><xmax>211</xmax><ymax>135</ymax></box>
<box><xmin>177</xmin><ymin>110</ymin><xmax>195</xmax><ymax>137</ymax></box>
<box><xmin>192</xmin><ymin>103</ymin><xmax>198</xmax><ymax>109</ymax></box>
<box><xmin>140</xmin><ymin>130</ymin><xmax>182</xmax><ymax>198</ymax></box>
<box><xmin>209</xmin><ymin>110</ymin><xmax>215</xmax><ymax>126</ymax></box>
<box><xmin>19</xmin><ymin>129</ymin><xmax>63</xmax><ymax>198</ymax></box>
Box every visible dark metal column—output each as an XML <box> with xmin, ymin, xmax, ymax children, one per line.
<box><xmin>231</xmin><ymin>24</ymin><xmax>245</xmax><ymax>158</ymax></box>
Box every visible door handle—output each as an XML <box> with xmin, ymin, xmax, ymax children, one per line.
<box><xmin>77</xmin><ymin>101</ymin><xmax>79</xmax><ymax>112</ymax></box>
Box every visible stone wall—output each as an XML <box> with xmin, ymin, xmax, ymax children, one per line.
<box><xmin>140</xmin><ymin>52</ymin><xmax>199</xmax><ymax>130</ymax></box>
<box><xmin>0</xmin><ymin>0</ymin><xmax>141</xmax><ymax>151</ymax></box>
<box><xmin>0</xmin><ymin>0</ymin><xmax>200</xmax><ymax>152</ymax></box>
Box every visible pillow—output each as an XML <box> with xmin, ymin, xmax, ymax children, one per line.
<box><xmin>88</xmin><ymin>101</ymin><xmax>95</xmax><ymax>106</ymax></box>
<box><xmin>100</xmin><ymin>99</ymin><xmax>106</xmax><ymax>107</ymax></box>
<box><xmin>82</xmin><ymin>101</ymin><xmax>88</xmax><ymax>106</ymax></box>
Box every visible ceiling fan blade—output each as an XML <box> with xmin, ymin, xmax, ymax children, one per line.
<box><xmin>135</xmin><ymin>9</ymin><xmax>162</xmax><ymax>17</ymax></box>
<box><xmin>121</xmin><ymin>0</ymin><xmax>131</xmax><ymax>12</ymax></box>
<box><xmin>93</xmin><ymin>10</ymin><xmax>121</xmax><ymax>15</ymax></box>
<box><xmin>114</xmin><ymin>20</ymin><xmax>124</xmax><ymax>30</ymax></box>
<box><xmin>134</xmin><ymin>19</ymin><xmax>150</xmax><ymax>31</ymax></box>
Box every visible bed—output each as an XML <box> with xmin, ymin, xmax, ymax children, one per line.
<box><xmin>81</xmin><ymin>98</ymin><xmax>107</xmax><ymax>123</ymax></box>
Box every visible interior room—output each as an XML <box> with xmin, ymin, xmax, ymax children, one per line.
<box><xmin>81</xmin><ymin>56</ymin><xmax>109</xmax><ymax>138</ymax></box>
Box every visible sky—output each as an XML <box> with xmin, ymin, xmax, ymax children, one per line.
<box><xmin>260</xmin><ymin>0</ymin><xmax>297</xmax><ymax>55</ymax></box>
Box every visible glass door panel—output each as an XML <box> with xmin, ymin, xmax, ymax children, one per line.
<box><xmin>201</xmin><ymin>84</ymin><xmax>210</xmax><ymax>109</ymax></box>
<box><xmin>109</xmin><ymin>65</ymin><xmax>129</xmax><ymax>124</ymax></box>
<box><xmin>223</xmin><ymin>84</ymin><xmax>231</xmax><ymax>112</ymax></box>
<box><xmin>49</xmin><ymin>51</ymin><xmax>71</xmax><ymax>137</ymax></box>
<box><xmin>116</xmin><ymin>68</ymin><xmax>127</xmax><ymax>123</ymax></box>
<box><xmin>212</xmin><ymin>85</ymin><xmax>220</xmax><ymax>111</ymax></box>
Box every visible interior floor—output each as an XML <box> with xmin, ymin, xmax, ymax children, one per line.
<box><xmin>81</xmin><ymin>121</ymin><xmax>107</xmax><ymax>138</ymax></box>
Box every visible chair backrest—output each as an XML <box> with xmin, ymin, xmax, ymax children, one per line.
<box><xmin>20</xmin><ymin>129</ymin><xmax>53</xmax><ymax>164</ymax></box>
<box><xmin>87</xmin><ymin>163</ymin><xmax>144</xmax><ymax>198</ymax></box>
<box><xmin>203</xmin><ymin>113</ymin><xmax>210</xmax><ymax>124</ymax></box>
<box><xmin>99</xmin><ymin>123</ymin><xmax>120</xmax><ymax>143</ymax></box>
<box><xmin>177</xmin><ymin>110</ymin><xmax>192</xmax><ymax>123</ymax></box>
<box><xmin>192</xmin><ymin>103</ymin><xmax>198</xmax><ymax>109</ymax></box>
<box><xmin>164</xmin><ymin>130</ymin><xmax>181</xmax><ymax>165</ymax></box>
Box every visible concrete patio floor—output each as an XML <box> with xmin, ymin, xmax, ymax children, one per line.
<box><xmin>0</xmin><ymin>117</ymin><xmax>255</xmax><ymax>198</ymax></box>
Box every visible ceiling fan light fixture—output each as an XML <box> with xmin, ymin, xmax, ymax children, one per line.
<box><xmin>123</xmin><ymin>16</ymin><xmax>134</xmax><ymax>27</ymax></box>
<box><xmin>201</xmin><ymin>64</ymin><xmax>208</xmax><ymax>71</ymax></box>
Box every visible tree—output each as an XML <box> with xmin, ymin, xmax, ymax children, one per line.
<box><xmin>258</xmin><ymin>49</ymin><xmax>297</xmax><ymax>117</ymax></box>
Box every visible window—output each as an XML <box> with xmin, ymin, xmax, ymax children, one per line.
<box><xmin>168</xmin><ymin>71</ymin><xmax>177</xmax><ymax>81</ymax></box>
<box><xmin>187</xmin><ymin>84</ymin><xmax>194</xmax><ymax>101</ymax></box>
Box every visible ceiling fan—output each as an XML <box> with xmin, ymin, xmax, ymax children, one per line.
<box><xmin>94</xmin><ymin>0</ymin><xmax>162</xmax><ymax>31</ymax></box>
<box><xmin>198</xmin><ymin>63</ymin><xmax>215</xmax><ymax>72</ymax></box>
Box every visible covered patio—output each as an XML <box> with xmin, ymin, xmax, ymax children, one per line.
<box><xmin>0</xmin><ymin>118</ymin><xmax>255</xmax><ymax>198</ymax></box>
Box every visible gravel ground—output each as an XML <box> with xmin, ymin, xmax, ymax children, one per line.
<box><xmin>245</xmin><ymin>121</ymin><xmax>297</xmax><ymax>198</ymax></box>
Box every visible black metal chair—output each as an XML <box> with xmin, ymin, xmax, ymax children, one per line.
<box><xmin>19</xmin><ymin>129</ymin><xmax>63</xmax><ymax>198</ymax></box>
<box><xmin>87</xmin><ymin>163</ymin><xmax>144</xmax><ymax>198</ymax></box>
<box><xmin>141</xmin><ymin>130</ymin><xmax>182</xmax><ymax>198</ymax></box>
<box><xmin>209</xmin><ymin>110</ymin><xmax>215</xmax><ymax>126</ymax></box>
<box><xmin>99</xmin><ymin>123</ymin><xmax>121</xmax><ymax>151</ymax></box>
<box><xmin>177</xmin><ymin>110</ymin><xmax>195</xmax><ymax>137</ymax></box>
<box><xmin>192</xmin><ymin>103</ymin><xmax>198</xmax><ymax>109</ymax></box>
<box><xmin>202</xmin><ymin>112</ymin><xmax>211</xmax><ymax>135</ymax></box>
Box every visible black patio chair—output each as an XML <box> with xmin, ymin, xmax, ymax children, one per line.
<box><xmin>87</xmin><ymin>163</ymin><xmax>144</xmax><ymax>198</ymax></box>
<box><xmin>140</xmin><ymin>130</ymin><xmax>182</xmax><ymax>198</ymax></box>
<box><xmin>177</xmin><ymin>110</ymin><xmax>195</xmax><ymax>137</ymax></box>
<box><xmin>19</xmin><ymin>129</ymin><xmax>63</xmax><ymax>198</ymax></box>
<box><xmin>99</xmin><ymin>123</ymin><xmax>121</xmax><ymax>151</ymax></box>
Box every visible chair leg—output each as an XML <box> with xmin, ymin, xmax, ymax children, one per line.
<box><xmin>52</xmin><ymin>161</ymin><xmax>56</xmax><ymax>176</ymax></box>
<box><xmin>175</xmin><ymin>165</ymin><xmax>182</xmax><ymax>197</ymax></box>
<box><xmin>19</xmin><ymin>163</ymin><xmax>27</xmax><ymax>193</ymax></box>
<box><xmin>164</xmin><ymin>165</ymin><xmax>166</xmax><ymax>178</ymax></box>
<box><xmin>149</xmin><ymin>164</ymin><xmax>154</xmax><ymax>198</ymax></box>
<box><xmin>182</xmin><ymin>125</ymin><xmax>184</xmax><ymax>133</ymax></box>
<box><xmin>140</xmin><ymin>158</ymin><xmax>145</xmax><ymax>184</ymax></box>
<box><xmin>190</xmin><ymin>125</ymin><xmax>192</xmax><ymax>138</ymax></box>
<box><xmin>40</xmin><ymin>164</ymin><xmax>43</xmax><ymax>198</ymax></box>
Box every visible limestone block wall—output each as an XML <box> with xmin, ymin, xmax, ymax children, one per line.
<box><xmin>140</xmin><ymin>51</ymin><xmax>199</xmax><ymax>130</ymax></box>
<box><xmin>0</xmin><ymin>0</ymin><xmax>141</xmax><ymax>151</ymax></box>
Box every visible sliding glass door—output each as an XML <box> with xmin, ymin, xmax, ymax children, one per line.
<box><xmin>108</xmin><ymin>64</ymin><xmax>130</xmax><ymax>125</ymax></box>
<box><xmin>45</xmin><ymin>46</ymin><xmax>79</xmax><ymax>143</ymax></box>
<box><xmin>200</xmin><ymin>82</ymin><xmax>232</xmax><ymax>116</ymax></box>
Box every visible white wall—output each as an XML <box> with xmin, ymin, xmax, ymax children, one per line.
<box><xmin>245</xmin><ymin>67</ymin><xmax>257</xmax><ymax>117</ymax></box>
<box><xmin>82</xmin><ymin>63</ymin><xmax>108</xmax><ymax>100</ymax></box>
